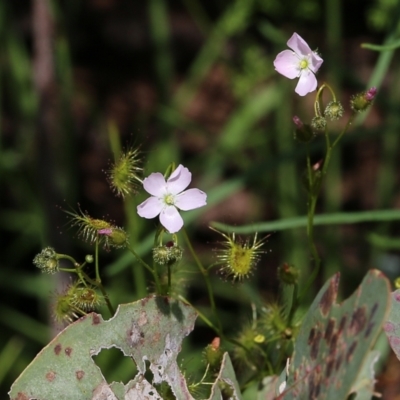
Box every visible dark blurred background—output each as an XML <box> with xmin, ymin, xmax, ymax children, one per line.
<box><xmin>2</xmin><ymin>0</ymin><xmax>400</xmax><ymax>397</ymax></box>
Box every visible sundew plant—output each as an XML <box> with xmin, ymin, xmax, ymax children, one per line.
<box><xmin>8</xmin><ymin>30</ymin><xmax>400</xmax><ymax>400</ymax></box>
<box><xmin>4</xmin><ymin>3</ymin><xmax>400</xmax><ymax>399</ymax></box>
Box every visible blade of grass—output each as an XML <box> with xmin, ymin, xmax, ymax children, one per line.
<box><xmin>0</xmin><ymin>306</ymin><xmax>50</xmax><ymax>345</ymax></box>
<box><xmin>211</xmin><ymin>209</ymin><xmax>400</xmax><ymax>233</ymax></box>
<box><xmin>0</xmin><ymin>336</ymin><xmax>25</xmax><ymax>385</ymax></box>
<box><xmin>173</xmin><ymin>0</ymin><xmax>254</xmax><ymax>108</ymax></box>
<box><xmin>148</xmin><ymin>0</ymin><xmax>173</xmax><ymax>103</ymax></box>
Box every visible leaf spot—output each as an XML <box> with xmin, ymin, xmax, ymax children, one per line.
<box><xmin>338</xmin><ymin>315</ymin><xmax>347</xmax><ymax>334</ymax></box>
<box><xmin>324</xmin><ymin>318</ymin><xmax>335</xmax><ymax>343</ymax></box>
<box><xmin>65</xmin><ymin>347</ymin><xmax>73</xmax><ymax>357</ymax></box>
<box><xmin>328</xmin><ymin>332</ymin><xmax>339</xmax><ymax>356</ymax></box>
<box><xmin>370</xmin><ymin>302</ymin><xmax>379</xmax><ymax>319</ymax></box>
<box><xmin>127</xmin><ymin>322</ymin><xmax>143</xmax><ymax>347</ymax></box>
<box><xmin>15</xmin><ymin>392</ymin><xmax>29</xmax><ymax>400</ymax></box>
<box><xmin>345</xmin><ymin>341</ymin><xmax>357</xmax><ymax>363</ymax></box>
<box><xmin>92</xmin><ymin>314</ymin><xmax>101</xmax><ymax>325</ymax></box>
<box><xmin>319</xmin><ymin>278</ymin><xmax>337</xmax><ymax>316</ymax></box>
<box><xmin>349</xmin><ymin>307</ymin><xmax>367</xmax><ymax>335</ymax></box>
<box><xmin>364</xmin><ymin>322</ymin><xmax>375</xmax><ymax>338</ymax></box>
<box><xmin>46</xmin><ymin>371</ymin><xmax>56</xmax><ymax>382</ymax></box>
<box><xmin>138</xmin><ymin>310</ymin><xmax>148</xmax><ymax>326</ymax></box>
<box><xmin>309</xmin><ymin>328</ymin><xmax>322</xmax><ymax>360</ymax></box>
<box><xmin>54</xmin><ymin>343</ymin><xmax>62</xmax><ymax>355</ymax></box>
<box><xmin>335</xmin><ymin>353</ymin><xmax>343</xmax><ymax>371</ymax></box>
<box><xmin>326</xmin><ymin>358</ymin><xmax>334</xmax><ymax>378</ymax></box>
<box><xmin>384</xmin><ymin>322</ymin><xmax>395</xmax><ymax>333</ymax></box>
<box><xmin>76</xmin><ymin>370</ymin><xmax>85</xmax><ymax>380</ymax></box>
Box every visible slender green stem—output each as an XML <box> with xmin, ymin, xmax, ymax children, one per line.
<box><xmin>57</xmin><ymin>252</ymin><xmax>115</xmax><ymax>316</ymax></box>
<box><xmin>178</xmin><ymin>295</ymin><xmax>219</xmax><ymax>331</ymax></box>
<box><xmin>300</xmin><ymin>112</ymin><xmax>355</xmax><ymax>300</ymax></box>
<box><xmin>94</xmin><ymin>235</ymin><xmax>100</xmax><ymax>282</ymax></box>
<box><xmin>127</xmin><ymin>245</ymin><xmax>162</xmax><ymax>294</ymax></box>
<box><xmin>287</xmin><ymin>284</ymin><xmax>298</xmax><ymax>326</ymax></box>
<box><xmin>57</xmin><ymin>254</ymin><xmax>88</xmax><ymax>285</ymax></box>
<box><xmin>178</xmin><ymin>295</ymin><xmax>255</xmax><ymax>361</ymax></box>
<box><xmin>167</xmin><ymin>264</ymin><xmax>171</xmax><ymax>294</ymax></box>
<box><xmin>182</xmin><ymin>227</ymin><xmax>222</xmax><ymax>333</ymax></box>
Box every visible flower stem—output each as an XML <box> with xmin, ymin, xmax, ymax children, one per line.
<box><xmin>80</xmin><ymin>270</ymin><xmax>115</xmax><ymax>316</ymax></box>
<box><xmin>167</xmin><ymin>264</ymin><xmax>171</xmax><ymax>294</ymax></box>
<box><xmin>178</xmin><ymin>295</ymin><xmax>254</xmax><ymax>361</ymax></box>
<box><xmin>94</xmin><ymin>235</ymin><xmax>100</xmax><ymax>282</ymax></box>
<box><xmin>300</xmin><ymin>112</ymin><xmax>355</xmax><ymax>300</ymax></box>
<box><xmin>58</xmin><ymin>253</ymin><xmax>115</xmax><ymax>316</ymax></box>
<box><xmin>182</xmin><ymin>227</ymin><xmax>222</xmax><ymax>334</ymax></box>
<box><xmin>126</xmin><ymin>245</ymin><xmax>162</xmax><ymax>294</ymax></box>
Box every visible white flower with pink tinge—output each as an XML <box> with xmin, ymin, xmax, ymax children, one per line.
<box><xmin>274</xmin><ymin>32</ymin><xmax>323</xmax><ymax>96</ymax></box>
<box><xmin>137</xmin><ymin>164</ymin><xmax>207</xmax><ymax>233</ymax></box>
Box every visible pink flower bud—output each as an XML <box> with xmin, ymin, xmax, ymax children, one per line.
<box><xmin>293</xmin><ymin>115</ymin><xmax>303</xmax><ymax>128</ymax></box>
<box><xmin>365</xmin><ymin>87</ymin><xmax>377</xmax><ymax>101</ymax></box>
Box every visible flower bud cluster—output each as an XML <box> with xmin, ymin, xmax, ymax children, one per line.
<box><xmin>33</xmin><ymin>247</ymin><xmax>59</xmax><ymax>274</ymax></box>
<box><xmin>53</xmin><ymin>284</ymin><xmax>102</xmax><ymax>323</ymax></box>
<box><xmin>153</xmin><ymin>241</ymin><xmax>183</xmax><ymax>265</ymax></box>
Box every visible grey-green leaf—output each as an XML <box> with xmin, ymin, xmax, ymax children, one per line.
<box><xmin>282</xmin><ymin>269</ymin><xmax>390</xmax><ymax>399</ymax></box>
<box><xmin>9</xmin><ymin>296</ymin><xmax>197</xmax><ymax>400</ymax></box>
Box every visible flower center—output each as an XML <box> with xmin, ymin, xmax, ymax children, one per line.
<box><xmin>299</xmin><ymin>58</ymin><xmax>309</xmax><ymax>70</ymax></box>
<box><xmin>164</xmin><ymin>193</ymin><xmax>175</xmax><ymax>206</ymax></box>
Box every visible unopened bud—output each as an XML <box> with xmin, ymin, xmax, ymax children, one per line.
<box><xmin>85</xmin><ymin>254</ymin><xmax>94</xmax><ymax>263</ymax></box>
<box><xmin>98</xmin><ymin>227</ymin><xmax>128</xmax><ymax>249</ymax></box>
<box><xmin>33</xmin><ymin>247</ymin><xmax>60</xmax><ymax>274</ymax></box>
<box><xmin>324</xmin><ymin>101</ymin><xmax>344</xmax><ymax>121</ymax></box>
<box><xmin>365</xmin><ymin>87</ymin><xmax>377</xmax><ymax>101</ymax></box>
<box><xmin>69</xmin><ymin>285</ymin><xmax>102</xmax><ymax>311</ymax></box>
<box><xmin>350</xmin><ymin>87</ymin><xmax>377</xmax><ymax>112</ymax></box>
<box><xmin>293</xmin><ymin>116</ymin><xmax>314</xmax><ymax>143</ymax></box>
<box><xmin>203</xmin><ymin>337</ymin><xmax>223</xmax><ymax>371</ymax></box>
<box><xmin>311</xmin><ymin>116</ymin><xmax>327</xmax><ymax>133</ymax></box>
<box><xmin>277</xmin><ymin>263</ymin><xmax>300</xmax><ymax>285</ymax></box>
<box><xmin>301</xmin><ymin>160</ymin><xmax>323</xmax><ymax>195</ymax></box>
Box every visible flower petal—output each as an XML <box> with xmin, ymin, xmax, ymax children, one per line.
<box><xmin>287</xmin><ymin>33</ymin><xmax>312</xmax><ymax>57</ymax></box>
<box><xmin>167</xmin><ymin>164</ymin><xmax>192</xmax><ymax>194</ymax></box>
<box><xmin>310</xmin><ymin>52</ymin><xmax>323</xmax><ymax>73</ymax></box>
<box><xmin>160</xmin><ymin>205</ymin><xmax>183</xmax><ymax>233</ymax></box>
<box><xmin>295</xmin><ymin>70</ymin><xmax>317</xmax><ymax>96</ymax></box>
<box><xmin>175</xmin><ymin>188</ymin><xmax>207</xmax><ymax>211</ymax></box>
<box><xmin>143</xmin><ymin>173</ymin><xmax>167</xmax><ymax>197</ymax></box>
<box><xmin>137</xmin><ymin>196</ymin><xmax>164</xmax><ymax>218</ymax></box>
<box><xmin>273</xmin><ymin>50</ymin><xmax>300</xmax><ymax>79</ymax></box>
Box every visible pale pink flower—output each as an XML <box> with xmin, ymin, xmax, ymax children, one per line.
<box><xmin>274</xmin><ymin>33</ymin><xmax>323</xmax><ymax>96</ymax></box>
<box><xmin>137</xmin><ymin>165</ymin><xmax>207</xmax><ymax>233</ymax></box>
